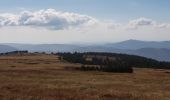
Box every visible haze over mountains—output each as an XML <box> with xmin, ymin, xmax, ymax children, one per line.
<box><xmin>1</xmin><ymin>40</ymin><xmax>170</xmax><ymax>61</ymax></box>
<box><xmin>105</xmin><ymin>40</ymin><xmax>170</xmax><ymax>49</ymax></box>
<box><xmin>0</xmin><ymin>45</ymin><xmax>17</xmax><ymax>53</ymax></box>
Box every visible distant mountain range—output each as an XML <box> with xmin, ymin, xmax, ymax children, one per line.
<box><xmin>1</xmin><ymin>39</ymin><xmax>170</xmax><ymax>61</ymax></box>
<box><xmin>104</xmin><ymin>39</ymin><xmax>170</xmax><ymax>49</ymax></box>
<box><xmin>2</xmin><ymin>43</ymin><xmax>80</xmax><ymax>52</ymax></box>
<box><xmin>0</xmin><ymin>45</ymin><xmax>17</xmax><ymax>53</ymax></box>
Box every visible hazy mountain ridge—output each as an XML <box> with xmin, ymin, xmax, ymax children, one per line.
<box><xmin>0</xmin><ymin>45</ymin><xmax>17</xmax><ymax>53</ymax></box>
<box><xmin>3</xmin><ymin>43</ymin><xmax>81</xmax><ymax>52</ymax></box>
<box><xmin>124</xmin><ymin>48</ymin><xmax>170</xmax><ymax>61</ymax></box>
<box><xmin>105</xmin><ymin>39</ymin><xmax>170</xmax><ymax>49</ymax></box>
<box><xmin>1</xmin><ymin>40</ymin><xmax>170</xmax><ymax>61</ymax></box>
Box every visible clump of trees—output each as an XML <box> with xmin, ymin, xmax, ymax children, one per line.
<box><xmin>57</xmin><ymin>52</ymin><xmax>135</xmax><ymax>73</ymax></box>
<box><xmin>80</xmin><ymin>65</ymin><xmax>133</xmax><ymax>73</ymax></box>
<box><xmin>0</xmin><ymin>51</ymin><xmax>28</xmax><ymax>56</ymax></box>
<box><xmin>57</xmin><ymin>52</ymin><xmax>170</xmax><ymax>70</ymax></box>
<box><xmin>60</xmin><ymin>52</ymin><xmax>85</xmax><ymax>64</ymax></box>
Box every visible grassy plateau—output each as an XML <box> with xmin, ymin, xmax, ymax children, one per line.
<box><xmin>0</xmin><ymin>53</ymin><xmax>170</xmax><ymax>100</ymax></box>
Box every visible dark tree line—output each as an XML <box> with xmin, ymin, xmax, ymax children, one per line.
<box><xmin>80</xmin><ymin>65</ymin><xmax>133</xmax><ymax>73</ymax></box>
<box><xmin>56</xmin><ymin>52</ymin><xmax>170</xmax><ymax>73</ymax></box>
<box><xmin>56</xmin><ymin>52</ymin><xmax>133</xmax><ymax>73</ymax></box>
<box><xmin>0</xmin><ymin>51</ymin><xmax>28</xmax><ymax>56</ymax></box>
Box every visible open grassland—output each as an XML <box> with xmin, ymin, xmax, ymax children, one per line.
<box><xmin>0</xmin><ymin>54</ymin><xmax>170</xmax><ymax>100</ymax></box>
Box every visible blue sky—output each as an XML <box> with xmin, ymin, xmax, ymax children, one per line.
<box><xmin>0</xmin><ymin>0</ymin><xmax>170</xmax><ymax>43</ymax></box>
<box><xmin>0</xmin><ymin>0</ymin><xmax>170</xmax><ymax>22</ymax></box>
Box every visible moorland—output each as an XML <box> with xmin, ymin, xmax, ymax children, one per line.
<box><xmin>0</xmin><ymin>52</ymin><xmax>170</xmax><ymax>100</ymax></box>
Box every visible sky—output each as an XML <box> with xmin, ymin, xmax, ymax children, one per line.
<box><xmin>0</xmin><ymin>0</ymin><xmax>170</xmax><ymax>44</ymax></box>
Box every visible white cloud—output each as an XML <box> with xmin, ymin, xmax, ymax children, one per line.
<box><xmin>0</xmin><ymin>13</ymin><xmax>19</xmax><ymax>26</ymax></box>
<box><xmin>107</xmin><ymin>23</ymin><xmax>121</xmax><ymax>29</ymax></box>
<box><xmin>155</xmin><ymin>23</ymin><xmax>170</xmax><ymax>29</ymax></box>
<box><xmin>0</xmin><ymin>9</ymin><xmax>169</xmax><ymax>32</ymax></box>
<box><xmin>124</xmin><ymin>17</ymin><xmax>170</xmax><ymax>30</ymax></box>
<box><xmin>130</xmin><ymin>17</ymin><xmax>154</xmax><ymax>26</ymax></box>
<box><xmin>127</xmin><ymin>17</ymin><xmax>155</xmax><ymax>29</ymax></box>
<box><xmin>0</xmin><ymin>9</ymin><xmax>98</xmax><ymax>30</ymax></box>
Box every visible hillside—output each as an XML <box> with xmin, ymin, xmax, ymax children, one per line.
<box><xmin>0</xmin><ymin>53</ymin><xmax>170</xmax><ymax>99</ymax></box>
<box><xmin>125</xmin><ymin>48</ymin><xmax>170</xmax><ymax>61</ymax></box>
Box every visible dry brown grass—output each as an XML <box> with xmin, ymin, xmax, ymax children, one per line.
<box><xmin>0</xmin><ymin>54</ymin><xmax>170</xmax><ymax>100</ymax></box>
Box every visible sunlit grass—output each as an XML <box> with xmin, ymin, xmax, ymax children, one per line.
<box><xmin>0</xmin><ymin>54</ymin><xmax>170</xmax><ymax>100</ymax></box>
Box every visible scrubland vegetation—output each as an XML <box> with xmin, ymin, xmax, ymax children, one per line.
<box><xmin>0</xmin><ymin>52</ymin><xmax>170</xmax><ymax>100</ymax></box>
